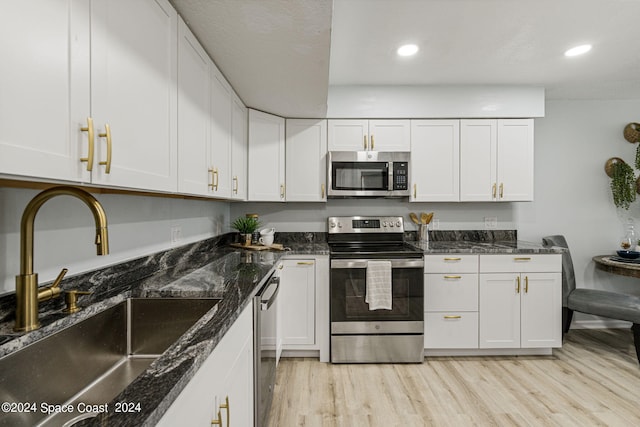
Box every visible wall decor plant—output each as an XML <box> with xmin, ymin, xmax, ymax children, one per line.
<box><xmin>605</xmin><ymin>122</ymin><xmax>640</xmax><ymax>210</ymax></box>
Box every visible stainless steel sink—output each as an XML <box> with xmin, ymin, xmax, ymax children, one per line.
<box><xmin>0</xmin><ymin>298</ymin><xmax>220</xmax><ymax>427</ymax></box>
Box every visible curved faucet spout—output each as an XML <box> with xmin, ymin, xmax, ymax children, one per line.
<box><xmin>15</xmin><ymin>186</ymin><xmax>109</xmax><ymax>332</ymax></box>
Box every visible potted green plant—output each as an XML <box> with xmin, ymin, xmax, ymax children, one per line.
<box><xmin>606</xmin><ymin>157</ymin><xmax>637</xmax><ymax>210</ymax></box>
<box><xmin>231</xmin><ymin>216</ymin><xmax>261</xmax><ymax>245</ymax></box>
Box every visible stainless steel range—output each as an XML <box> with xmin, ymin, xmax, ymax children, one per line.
<box><xmin>328</xmin><ymin>216</ymin><xmax>424</xmax><ymax>363</ymax></box>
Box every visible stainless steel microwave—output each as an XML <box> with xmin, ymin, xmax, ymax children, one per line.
<box><xmin>327</xmin><ymin>151</ymin><xmax>410</xmax><ymax>198</ymax></box>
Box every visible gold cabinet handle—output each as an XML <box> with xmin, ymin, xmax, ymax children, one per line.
<box><xmin>219</xmin><ymin>396</ymin><xmax>229</xmax><ymax>427</ymax></box>
<box><xmin>492</xmin><ymin>183</ymin><xmax>497</xmax><ymax>199</ymax></box>
<box><xmin>321</xmin><ymin>183</ymin><xmax>325</xmax><ymax>198</ymax></box>
<box><xmin>443</xmin><ymin>257</ymin><xmax>461</xmax><ymax>261</ymax></box>
<box><xmin>208</xmin><ymin>168</ymin><xmax>215</xmax><ymax>190</ymax></box>
<box><xmin>443</xmin><ymin>275</ymin><xmax>462</xmax><ymax>279</ymax></box>
<box><xmin>363</xmin><ymin>135</ymin><xmax>368</xmax><ymax>150</ymax></box>
<box><xmin>211</xmin><ymin>409</ymin><xmax>222</xmax><ymax>426</ymax></box>
<box><xmin>212</xmin><ymin>168</ymin><xmax>219</xmax><ymax>191</ymax></box>
<box><xmin>514</xmin><ymin>257</ymin><xmax>531</xmax><ymax>261</ymax></box>
<box><xmin>524</xmin><ymin>276</ymin><xmax>529</xmax><ymax>293</ymax></box>
<box><xmin>371</xmin><ymin>134</ymin><xmax>375</xmax><ymax>149</ymax></box>
<box><xmin>98</xmin><ymin>123</ymin><xmax>112</xmax><ymax>174</ymax></box>
<box><xmin>499</xmin><ymin>182</ymin><xmax>504</xmax><ymax>199</ymax></box>
<box><xmin>516</xmin><ymin>276</ymin><xmax>521</xmax><ymax>293</ymax></box>
<box><xmin>278</xmin><ymin>263</ymin><xmax>284</xmax><ymax>269</ymax></box>
<box><xmin>413</xmin><ymin>183</ymin><xmax>417</xmax><ymax>199</ymax></box>
<box><xmin>280</xmin><ymin>184</ymin><xmax>285</xmax><ymax>199</ymax></box>
<box><xmin>444</xmin><ymin>315</ymin><xmax>462</xmax><ymax>319</ymax></box>
<box><xmin>297</xmin><ymin>261</ymin><xmax>314</xmax><ymax>265</ymax></box>
<box><xmin>233</xmin><ymin>176</ymin><xmax>238</xmax><ymax>194</ymax></box>
<box><xmin>80</xmin><ymin>117</ymin><xmax>95</xmax><ymax>171</ymax></box>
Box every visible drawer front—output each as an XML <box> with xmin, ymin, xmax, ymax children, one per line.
<box><xmin>424</xmin><ymin>312</ymin><xmax>479</xmax><ymax>349</ymax></box>
<box><xmin>425</xmin><ymin>274</ymin><xmax>478</xmax><ymax>311</ymax></box>
<box><xmin>479</xmin><ymin>254</ymin><xmax>562</xmax><ymax>273</ymax></box>
<box><xmin>424</xmin><ymin>255</ymin><xmax>479</xmax><ymax>273</ymax></box>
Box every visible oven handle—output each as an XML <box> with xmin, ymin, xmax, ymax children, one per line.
<box><xmin>330</xmin><ymin>259</ymin><xmax>424</xmax><ymax>269</ymax></box>
<box><xmin>260</xmin><ymin>276</ymin><xmax>280</xmax><ymax>311</ymax></box>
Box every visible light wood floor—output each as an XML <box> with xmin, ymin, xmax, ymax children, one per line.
<box><xmin>268</xmin><ymin>329</ymin><xmax>640</xmax><ymax>427</ymax></box>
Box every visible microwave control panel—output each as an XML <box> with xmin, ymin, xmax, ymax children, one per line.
<box><xmin>392</xmin><ymin>162</ymin><xmax>408</xmax><ymax>190</ymax></box>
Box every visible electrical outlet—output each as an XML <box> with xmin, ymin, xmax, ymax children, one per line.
<box><xmin>484</xmin><ymin>217</ymin><xmax>498</xmax><ymax>229</ymax></box>
<box><xmin>171</xmin><ymin>226</ymin><xmax>182</xmax><ymax>244</ymax></box>
<box><xmin>431</xmin><ymin>219</ymin><xmax>440</xmax><ymax>230</ymax></box>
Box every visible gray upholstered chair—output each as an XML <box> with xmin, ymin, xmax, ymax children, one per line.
<box><xmin>542</xmin><ymin>235</ymin><xmax>640</xmax><ymax>364</ymax></box>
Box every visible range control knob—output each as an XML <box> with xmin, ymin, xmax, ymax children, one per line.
<box><xmin>396</xmin><ymin>221</ymin><xmax>401</xmax><ymax>227</ymax></box>
<box><xmin>337</xmin><ymin>222</ymin><xmax>342</xmax><ymax>228</ymax></box>
<box><xmin>329</xmin><ymin>222</ymin><xmax>336</xmax><ymax>229</ymax></box>
<box><xmin>383</xmin><ymin>221</ymin><xmax>388</xmax><ymax>227</ymax></box>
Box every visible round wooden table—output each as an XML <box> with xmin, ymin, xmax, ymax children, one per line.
<box><xmin>592</xmin><ymin>255</ymin><xmax>640</xmax><ymax>279</ymax></box>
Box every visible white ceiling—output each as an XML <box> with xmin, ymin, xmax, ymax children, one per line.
<box><xmin>171</xmin><ymin>0</ymin><xmax>640</xmax><ymax>118</ymax></box>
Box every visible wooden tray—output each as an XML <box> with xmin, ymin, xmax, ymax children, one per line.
<box><xmin>230</xmin><ymin>243</ymin><xmax>285</xmax><ymax>251</ymax></box>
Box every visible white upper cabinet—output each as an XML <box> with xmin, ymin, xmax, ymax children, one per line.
<box><xmin>328</xmin><ymin>119</ymin><xmax>410</xmax><ymax>151</ymax></box>
<box><xmin>209</xmin><ymin>65</ymin><xmax>233</xmax><ymax>198</ymax></box>
<box><xmin>460</xmin><ymin>119</ymin><xmax>534</xmax><ymax>201</ymax></box>
<box><xmin>177</xmin><ymin>18</ymin><xmax>210</xmax><ymax>196</ymax></box>
<box><xmin>285</xmin><ymin>119</ymin><xmax>327</xmax><ymax>202</ymax></box>
<box><xmin>90</xmin><ymin>0</ymin><xmax>178</xmax><ymax>192</ymax></box>
<box><xmin>0</xmin><ymin>0</ymin><xmax>90</xmax><ymax>182</ymax></box>
<box><xmin>248</xmin><ymin>109</ymin><xmax>285</xmax><ymax>201</ymax></box>
<box><xmin>410</xmin><ymin>120</ymin><xmax>460</xmax><ymax>202</ymax></box>
<box><xmin>231</xmin><ymin>96</ymin><xmax>248</xmax><ymax>200</ymax></box>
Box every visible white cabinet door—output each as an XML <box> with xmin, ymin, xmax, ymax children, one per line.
<box><xmin>368</xmin><ymin>120</ymin><xmax>411</xmax><ymax>151</ymax></box>
<box><xmin>90</xmin><ymin>0</ymin><xmax>177</xmax><ymax>192</ymax></box>
<box><xmin>0</xmin><ymin>0</ymin><xmax>90</xmax><ymax>182</ymax></box>
<box><xmin>521</xmin><ymin>273</ymin><xmax>562</xmax><ymax>348</ymax></box>
<box><xmin>230</xmin><ymin>96</ymin><xmax>248</xmax><ymax>200</ymax></box>
<box><xmin>460</xmin><ymin>119</ymin><xmax>497</xmax><ymax>201</ymax></box>
<box><xmin>285</xmin><ymin>119</ymin><xmax>327</xmax><ymax>202</ymax></box>
<box><xmin>157</xmin><ymin>303</ymin><xmax>253</xmax><ymax>426</ymax></box>
<box><xmin>479</xmin><ymin>273</ymin><xmax>521</xmax><ymax>348</ymax></box>
<box><xmin>327</xmin><ymin>119</ymin><xmax>368</xmax><ymax>151</ymax></box>
<box><xmin>280</xmin><ymin>259</ymin><xmax>316</xmax><ymax>347</ymax></box>
<box><xmin>209</xmin><ymin>66</ymin><xmax>232</xmax><ymax>198</ymax></box>
<box><xmin>496</xmin><ymin>119</ymin><xmax>534</xmax><ymax>201</ymax></box>
<box><xmin>410</xmin><ymin>120</ymin><xmax>460</xmax><ymax>201</ymax></box>
<box><xmin>327</xmin><ymin>119</ymin><xmax>410</xmax><ymax>151</ymax></box>
<box><xmin>460</xmin><ymin>119</ymin><xmax>534</xmax><ymax>202</ymax></box>
<box><xmin>248</xmin><ymin>109</ymin><xmax>285</xmax><ymax>201</ymax></box>
<box><xmin>177</xmin><ymin>18</ymin><xmax>210</xmax><ymax>196</ymax></box>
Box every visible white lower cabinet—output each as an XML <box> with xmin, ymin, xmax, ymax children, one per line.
<box><xmin>157</xmin><ymin>303</ymin><xmax>253</xmax><ymax>427</ymax></box>
<box><xmin>424</xmin><ymin>255</ymin><xmax>479</xmax><ymax>349</ymax></box>
<box><xmin>479</xmin><ymin>255</ymin><xmax>562</xmax><ymax>349</ymax></box>
<box><xmin>279</xmin><ymin>259</ymin><xmax>316</xmax><ymax>347</ymax></box>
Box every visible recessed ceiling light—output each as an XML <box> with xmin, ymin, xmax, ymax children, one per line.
<box><xmin>397</xmin><ymin>44</ymin><xmax>419</xmax><ymax>57</ymax></box>
<box><xmin>564</xmin><ymin>44</ymin><xmax>592</xmax><ymax>57</ymax></box>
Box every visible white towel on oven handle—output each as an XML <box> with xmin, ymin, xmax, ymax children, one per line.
<box><xmin>365</xmin><ymin>260</ymin><xmax>392</xmax><ymax>310</ymax></box>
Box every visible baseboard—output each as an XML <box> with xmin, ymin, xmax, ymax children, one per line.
<box><xmin>571</xmin><ymin>319</ymin><xmax>632</xmax><ymax>329</ymax></box>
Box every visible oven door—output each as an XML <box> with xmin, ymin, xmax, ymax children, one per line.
<box><xmin>330</xmin><ymin>258</ymin><xmax>423</xmax><ymax>332</ymax></box>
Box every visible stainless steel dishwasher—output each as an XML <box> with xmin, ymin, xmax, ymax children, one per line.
<box><xmin>254</xmin><ymin>270</ymin><xmax>280</xmax><ymax>427</ymax></box>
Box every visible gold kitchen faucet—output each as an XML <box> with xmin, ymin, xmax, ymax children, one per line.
<box><xmin>14</xmin><ymin>186</ymin><xmax>109</xmax><ymax>332</ymax></box>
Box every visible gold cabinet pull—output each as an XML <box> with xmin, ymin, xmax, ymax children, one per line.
<box><xmin>443</xmin><ymin>275</ymin><xmax>462</xmax><ymax>279</ymax></box>
<box><xmin>444</xmin><ymin>257</ymin><xmax>461</xmax><ymax>261</ymax></box>
<box><xmin>80</xmin><ymin>117</ymin><xmax>95</xmax><ymax>171</ymax></box>
<box><xmin>371</xmin><ymin>134</ymin><xmax>375</xmax><ymax>149</ymax></box>
<box><xmin>208</xmin><ymin>168</ymin><xmax>215</xmax><ymax>190</ymax></box>
<box><xmin>524</xmin><ymin>276</ymin><xmax>529</xmax><ymax>293</ymax></box>
<box><xmin>219</xmin><ymin>396</ymin><xmax>229</xmax><ymax>427</ymax></box>
<box><xmin>499</xmin><ymin>182</ymin><xmax>504</xmax><ymax>199</ymax></box>
<box><xmin>280</xmin><ymin>184</ymin><xmax>285</xmax><ymax>199</ymax></box>
<box><xmin>98</xmin><ymin>123</ymin><xmax>112</xmax><ymax>174</ymax></box>
<box><xmin>514</xmin><ymin>257</ymin><xmax>531</xmax><ymax>261</ymax></box>
<box><xmin>516</xmin><ymin>276</ymin><xmax>521</xmax><ymax>293</ymax></box>
<box><xmin>364</xmin><ymin>135</ymin><xmax>368</xmax><ymax>149</ymax></box>
<box><xmin>444</xmin><ymin>315</ymin><xmax>462</xmax><ymax>319</ymax></box>
<box><xmin>212</xmin><ymin>168</ymin><xmax>219</xmax><ymax>191</ymax></box>
<box><xmin>413</xmin><ymin>183</ymin><xmax>417</xmax><ymax>199</ymax></box>
<box><xmin>321</xmin><ymin>183</ymin><xmax>325</xmax><ymax>198</ymax></box>
<box><xmin>297</xmin><ymin>261</ymin><xmax>314</xmax><ymax>265</ymax></box>
<box><xmin>211</xmin><ymin>409</ymin><xmax>222</xmax><ymax>426</ymax></box>
<box><xmin>492</xmin><ymin>183</ymin><xmax>497</xmax><ymax>199</ymax></box>
<box><xmin>233</xmin><ymin>176</ymin><xmax>238</xmax><ymax>194</ymax></box>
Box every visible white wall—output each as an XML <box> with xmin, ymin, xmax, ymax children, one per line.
<box><xmin>234</xmin><ymin>98</ymin><xmax>640</xmax><ymax>326</ymax></box>
<box><xmin>0</xmin><ymin>188</ymin><xmax>230</xmax><ymax>295</ymax></box>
